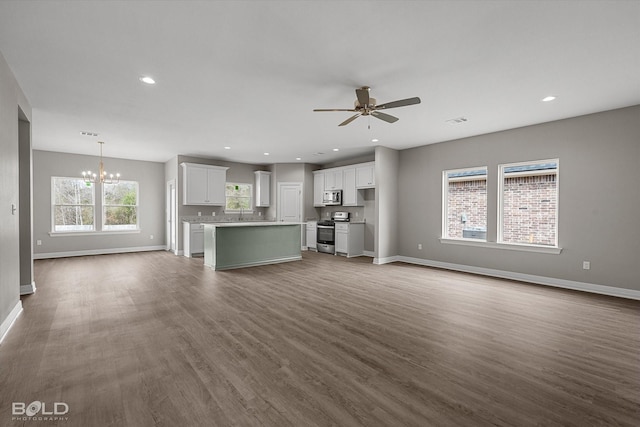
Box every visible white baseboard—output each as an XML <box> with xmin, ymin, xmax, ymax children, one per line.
<box><xmin>396</xmin><ymin>256</ymin><xmax>640</xmax><ymax>300</ymax></box>
<box><xmin>34</xmin><ymin>245</ymin><xmax>166</xmax><ymax>259</ymax></box>
<box><xmin>363</xmin><ymin>250</ymin><xmax>375</xmax><ymax>258</ymax></box>
<box><xmin>20</xmin><ymin>281</ymin><xmax>36</xmax><ymax>295</ymax></box>
<box><xmin>373</xmin><ymin>255</ymin><xmax>400</xmax><ymax>265</ymax></box>
<box><xmin>0</xmin><ymin>300</ymin><xmax>23</xmax><ymax>345</ymax></box>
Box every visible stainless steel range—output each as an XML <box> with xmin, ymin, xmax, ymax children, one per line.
<box><xmin>316</xmin><ymin>211</ymin><xmax>350</xmax><ymax>254</ymax></box>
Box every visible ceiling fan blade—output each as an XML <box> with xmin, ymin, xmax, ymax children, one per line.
<box><xmin>355</xmin><ymin>87</ymin><xmax>370</xmax><ymax>106</ymax></box>
<box><xmin>376</xmin><ymin>97</ymin><xmax>421</xmax><ymax>110</ymax></box>
<box><xmin>338</xmin><ymin>113</ymin><xmax>361</xmax><ymax>126</ymax></box>
<box><xmin>314</xmin><ymin>109</ymin><xmax>358</xmax><ymax>112</ymax></box>
<box><xmin>371</xmin><ymin>111</ymin><xmax>399</xmax><ymax>123</ymax></box>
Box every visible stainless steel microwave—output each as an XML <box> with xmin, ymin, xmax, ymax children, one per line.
<box><xmin>322</xmin><ymin>190</ymin><xmax>342</xmax><ymax>206</ymax></box>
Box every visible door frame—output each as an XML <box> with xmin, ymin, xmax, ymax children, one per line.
<box><xmin>277</xmin><ymin>182</ymin><xmax>303</xmax><ymax>222</ymax></box>
<box><xmin>166</xmin><ymin>179</ymin><xmax>177</xmax><ymax>254</ymax></box>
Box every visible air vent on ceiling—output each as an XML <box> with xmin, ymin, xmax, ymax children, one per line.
<box><xmin>80</xmin><ymin>131</ymin><xmax>99</xmax><ymax>137</ymax></box>
<box><xmin>446</xmin><ymin>117</ymin><xmax>468</xmax><ymax>124</ymax></box>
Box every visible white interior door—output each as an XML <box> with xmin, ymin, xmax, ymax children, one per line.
<box><xmin>278</xmin><ymin>183</ymin><xmax>302</xmax><ymax>222</ymax></box>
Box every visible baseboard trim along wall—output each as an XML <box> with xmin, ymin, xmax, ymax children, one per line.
<box><xmin>392</xmin><ymin>256</ymin><xmax>640</xmax><ymax>301</ymax></box>
<box><xmin>0</xmin><ymin>300</ymin><xmax>23</xmax><ymax>345</ymax></box>
<box><xmin>33</xmin><ymin>245</ymin><xmax>167</xmax><ymax>260</ymax></box>
<box><xmin>20</xmin><ymin>282</ymin><xmax>36</xmax><ymax>295</ymax></box>
<box><xmin>373</xmin><ymin>255</ymin><xmax>400</xmax><ymax>265</ymax></box>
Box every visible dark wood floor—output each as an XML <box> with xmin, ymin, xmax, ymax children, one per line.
<box><xmin>1</xmin><ymin>251</ymin><xmax>638</xmax><ymax>426</ymax></box>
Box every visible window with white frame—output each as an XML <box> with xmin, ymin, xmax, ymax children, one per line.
<box><xmin>52</xmin><ymin>177</ymin><xmax>95</xmax><ymax>232</ymax></box>
<box><xmin>225</xmin><ymin>183</ymin><xmax>253</xmax><ymax>212</ymax></box>
<box><xmin>498</xmin><ymin>159</ymin><xmax>558</xmax><ymax>246</ymax></box>
<box><xmin>103</xmin><ymin>180</ymin><xmax>139</xmax><ymax>231</ymax></box>
<box><xmin>442</xmin><ymin>167</ymin><xmax>487</xmax><ymax>240</ymax></box>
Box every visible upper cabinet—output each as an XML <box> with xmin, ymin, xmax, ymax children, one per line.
<box><xmin>254</xmin><ymin>171</ymin><xmax>271</xmax><ymax>207</ymax></box>
<box><xmin>356</xmin><ymin>163</ymin><xmax>375</xmax><ymax>188</ymax></box>
<box><xmin>342</xmin><ymin>168</ymin><xmax>363</xmax><ymax>207</ymax></box>
<box><xmin>313</xmin><ymin>172</ymin><xmax>325</xmax><ymax>207</ymax></box>
<box><xmin>181</xmin><ymin>163</ymin><xmax>228</xmax><ymax>205</ymax></box>
<box><xmin>324</xmin><ymin>169</ymin><xmax>343</xmax><ymax>190</ymax></box>
<box><xmin>313</xmin><ymin>161</ymin><xmax>374</xmax><ymax>207</ymax></box>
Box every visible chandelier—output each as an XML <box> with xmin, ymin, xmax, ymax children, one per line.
<box><xmin>82</xmin><ymin>141</ymin><xmax>120</xmax><ymax>184</ymax></box>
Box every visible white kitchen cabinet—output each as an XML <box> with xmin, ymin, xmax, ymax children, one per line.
<box><xmin>306</xmin><ymin>221</ymin><xmax>317</xmax><ymax>251</ymax></box>
<box><xmin>313</xmin><ymin>172</ymin><xmax>325</xmax><ymax>207</ymax></box>
<box><xmin>183</xmin><ymin>222</ymin><xmax>205</xmax><ymax>257</ymax></box>
<box><xmin>342</xmin><ymin>168</ymin><xmax>363</xmax><ymax>207</ymax></box>
<box><xmin>356</xmin><ymin>163</ymin><xmax>375</xmax><ymax>188</ymax></box>
<box><xmin>254</xmin><ymin>171</ymin><xmax>271</xmax><ymax>207</ymax></box>
<box><xmin>334</xmin><ymin>222</ymin><xmax>365</xmax><ymax>257</ymax></box>
<box><xmin>324</xmin><ymin>169</ymin><xmax>343</xmax><ymax>190</ymax></box>
<box><xmin>181</xmin><ymin>163</ymin><xmax>228</xmax><ymax>205</ymax></box>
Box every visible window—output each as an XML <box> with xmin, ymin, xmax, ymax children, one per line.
<box><xmin>225</xmin><ymin>183</ymin><xmax>253</xmax><ymax>212</ymax></box>
<box><xmin>52</xmin><ymin>177</ymin><xmax>95</xmax><ymax>232</ymax></box>
<box><xmin>103</xmin><ymin>181</ymin><xmax>139</xmax><ymax>230</ymax></box>
<box><xmin>498</xmin><ymin>159</ymin><xmax>558</xmax><ymax>247</ymax></box>
<box><xmin>442</xmin><ymin>167</ymin><xmax>487</xmax><ymax>240</ymax></box>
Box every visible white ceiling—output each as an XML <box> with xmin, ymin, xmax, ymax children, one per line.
<box><xmin>0</xmin><ymin>1</ymin><xmax>638</xmax><ymax>165</ymax></box>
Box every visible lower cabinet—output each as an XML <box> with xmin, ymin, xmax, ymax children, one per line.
<box><xmin>306</xmin><ymin>221</ymin><xmax>317</xmax><ymax>250</ymax></box>
<box><xmin>183</xmin><ymin>222</ymin><xmax>205</xmax><ymax>257</ymax></box>
<box><xmin>334</xmin><ymin>223</ymin><xmax>364</xmax><ymax>257</ymax></box>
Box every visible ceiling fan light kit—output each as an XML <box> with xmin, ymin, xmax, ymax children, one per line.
<box><xmin>314</xmin><ymin>86</ymin><xmax>421</xmax><ymax>126</ymax></box>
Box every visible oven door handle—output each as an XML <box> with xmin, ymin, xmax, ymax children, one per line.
<box><xmin>317</xmin><ymin>225</ymin><xmax>335</xmax><ymax>229</ymax></box>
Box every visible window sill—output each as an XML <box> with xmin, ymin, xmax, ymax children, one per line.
<box><xmin>49</xmin><ymin>230</ymin><xmax>141</xmax><ymax>237</ymax></box>
<box><xmin>439</xmin><ymin>238</ymin><xmax>562</xmax><ymax>254</ymax></box>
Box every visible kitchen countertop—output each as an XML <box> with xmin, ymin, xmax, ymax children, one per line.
<box><xmin>203</xmin><ymin>222</ymin><xmax>304</xmax><ymax>228</ymax></box>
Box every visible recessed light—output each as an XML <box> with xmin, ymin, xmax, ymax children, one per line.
<box><xmin>332</xmin><ymin>148</ymin><xmax>339</xmax><ymax>152</ymax></box>
<box><xmin>224</xmin><ymin>146</ymin><xmax>231</xmax><ymax>150</ymax></box>
<box><xmin>542</xmin><ymin>95</ymin><xmax>556</xmax><ymax>102</ymax></box>
<box><xmin>296</xmin><ymin>157</ymin><xmax>301</xmax><ymax>161</ymax></box>
<box><xmin>139</xmin><ymin>76</ymin><xmax>156</xmax><ymax>85</ymax></box>
<box><xmin>371</xmin><ymin>139</ymin><xmax>379</xmax><ymax>143</ymax></box>
<box><xmin>263</xmin><ymin>152</ymin><xmax>270</xmax><ymax>156</ymax></box>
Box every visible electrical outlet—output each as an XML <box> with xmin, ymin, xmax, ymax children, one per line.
<box><xmin>36</xmin><ymin>240</ymin><xmax>42</xmax><ymax>246</ymax></box>
<box><xmin>355</xmin><ymin>212</ymin><xmax>359</xmax><ymax>217</ymax></box>
<box><xmin>198</xmin><ymin>212</ymin><xmax>202</xmax><ymax>216</ymax></box>
<box><xmin>418</xmin><ymin>243</ymin><xmax>422</xmax><ymax>250</ymax></box>
<box><xmin>583</xmin><ymin>261</ymin><xmax>590</xmax><ymax>270</ymax></box>
<box><xmin>212</xmin><ymin>212</ymin><xmax>216</xmax><ymax>216</ymax></box>
<box><xmin>258</xmin><ymin>212</ymin><xmax>262</xmax><ymax>216</ymax></box>
<box><xmin>150</xmin><ymin>235</ymin><xmax>154</xmax><ymax>240</ymax></box>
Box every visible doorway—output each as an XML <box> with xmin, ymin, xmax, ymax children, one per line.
<box><xmin>18</xmin><ymin>109</ymin><xmax>34</xmax><ymax>295</ymax></box>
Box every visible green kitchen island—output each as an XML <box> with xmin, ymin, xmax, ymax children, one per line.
<box><xmin>203</xmin><ymin>222</ymin><xmax>303</xmax><ymax>271</ymax></box>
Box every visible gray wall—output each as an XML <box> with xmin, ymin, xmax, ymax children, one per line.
<box><xmin>32</xmin><ymin>150</ymin><xmax>166</xmax><ymax>256</ymax></box>
<box><xmin>375</xmin><ymin>146</ymin><xmax>399</xmax><ymax>261</ymax></box>
<box><xmin>322</xmin><ymin>153</ymin><xmax>375</xmax><ymax>169</ymax></box>
<box><xmin>0</xmin><ymin>50</ymin><xmax>31</xmax><ymax>335</ymax></box>
<box><xmin>397</xmin><ymin>105</ymin><xmax>640</xmax><ymax>292</ymax></box>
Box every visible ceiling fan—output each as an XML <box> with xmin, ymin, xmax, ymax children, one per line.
<box><xmin>314</xmin><ymin>86</ymin><xmax>421</xmax><ymax>126</ymax></box>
